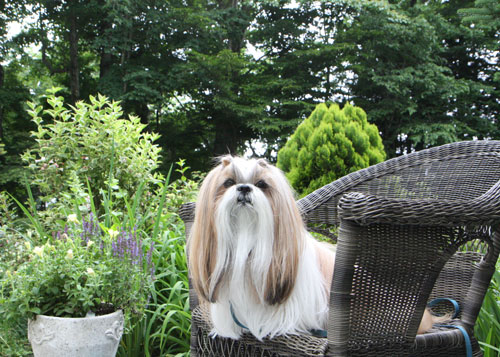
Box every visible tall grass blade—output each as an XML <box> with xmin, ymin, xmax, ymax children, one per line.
<box><xmin>8</xmin><ymin>179</ymin><xmax>45</xmax><ymax>239</ymax></box>
<box><xmin>151</xmin><ymin>164</ymin><xmax>173</xmax><ymax>241</ymax></box>
<box><xmin>479</xmin><ymin>342</ymin><xmax>500</xmax><ymax>354</ymax></box>
<box><xmin>104</xmin><ymin>139</ymin><xmax>116</xmax><ymax>227</ymax></box>
<box><xmin>85</xmin><ymin>177</ymin><xmax>97</xmax><ymax>218</ymax></box>
<box><xmin>123</xmin><ymin>180</ymin><xmax>146</xmax><ymax>230</ymax></box>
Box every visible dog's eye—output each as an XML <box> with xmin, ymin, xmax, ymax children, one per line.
<box><xmin>255</xmin><ymin>180</ymin><xmax>268</xmax><ymax>189</ymax></box>
<box><xmin>223</xmin><ymin>178</ymin><xmax>235</xmax><ymax>188</ymax></box>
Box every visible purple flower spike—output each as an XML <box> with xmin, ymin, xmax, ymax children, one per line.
<box><xmin>150</xmin><ymin>262</ymin><xmax>156</xmax><ymax>280</ymax></box>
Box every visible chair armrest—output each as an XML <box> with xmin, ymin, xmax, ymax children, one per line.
<box><xmin>338</xmin><ymin>180</ymin><xmax>500</xmax><ymax>227</ymax></box>
<box><xmin>179</xmin><ymin>202</ymin><xmax>196</xmax><ymax>223</ymax></box>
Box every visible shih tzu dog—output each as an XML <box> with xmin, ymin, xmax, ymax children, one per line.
<box><xmin>188</xmin><ymin>156</ymin><xmax>439</xmax><ymax>340</ymax></box>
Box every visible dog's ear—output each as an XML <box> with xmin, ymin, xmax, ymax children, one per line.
<box><xmin>188</xmin><ymin>167</ymin><xmax>223</xmax><ymax>303</ymax></box>
<box><xmin>220</xmin><ymin>155</ymin><xmax>233</xmax><ymax>167</ymax></box>
<box><xmin>256</xmin><ymin>158</ymin><xmax>269</xmax><ymax>168</ymax></box>
<box><xmin>263</xmin><ymin>168</ymin><xmax>304</xmax><ymax>305</ymax></box>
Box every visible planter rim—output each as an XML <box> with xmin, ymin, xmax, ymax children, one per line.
<box><xmin>31</xmin><ymin>309</ymin><xmax>123</xmax><ymax>322</ymax></box>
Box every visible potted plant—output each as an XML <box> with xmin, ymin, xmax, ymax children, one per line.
<box><xmin>0</xmin><ymin>213</ymin><xmax>155</xmax><ymax>357</ymax></box>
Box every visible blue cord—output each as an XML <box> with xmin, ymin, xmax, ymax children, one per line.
<box><xmin>428</xmin><ymin>298</ymin><xmax>472</xmax><ymax>357</ymax></box>
<box><xmin>434</xmin><ymin>324</ymin><xmax>473</xmax><ymax>357</ymax></box>
<box><xmin>230</xmin><ymin>303</ymin><xmax>249</xmax><ymax>330</ymax></box>
<box><xmin>427</xmin><ymin>297</ymin><xmax>461</xmax><ymax>319</ymax></box>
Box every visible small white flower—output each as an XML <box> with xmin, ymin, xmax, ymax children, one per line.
<box><xmin>87</xmin><ymin>240</ymin><xmax>94</xmax><ymax>248</ymax></box>
<box><xmin>67</xmin><ymin>214</ymin><xmax>80</xmax><ymax>224</ymax></box>
<box><xmin>86</xmin><ymin>267</ymin><xmax>95</xmax><ymax>276</ymax></box>
<box><xmin>108</xmin><ymin>229</ymin><xmax>119</xmax><ymax>239</ymax></box>
<box><xmin>66</xmin><ymin>249</ymin><xmax>74</xmax><ymax>260</ymax></box>
<box><xmin>33</xmin><ymin>246</ymin><xmax>44</xmax><ymax>258</ymax></box>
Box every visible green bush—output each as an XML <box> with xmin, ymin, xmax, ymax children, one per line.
<box><xmin>1</xmin><ymin>217</ymin><xmax>154</xmax><ymax>328</ymax></box>
<box><xmin>21</xmin><ymin>88</ymin><xmax>163</xmax><ymax>217</ymax></box>
<box><xmin>1</xmin><ymin>89</ymin><xmax>195</xmax><ymax>355</ymax></box>
<box><xmin>0</xmin><ymin>160</ymin><xmax>197</xmax><ymax>356</ymax></box>
<box><xmin>277</xmin><ymin>103</ymin><xmax>386</xmax><ymax>196</ymax></box>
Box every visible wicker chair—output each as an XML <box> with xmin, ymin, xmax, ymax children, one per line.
<box><xmin>179</xmin><ymin>140</ymin><xmax>500</xmax><ymax>356</ymax></box>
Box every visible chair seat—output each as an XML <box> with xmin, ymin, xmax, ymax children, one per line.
<box><xmin>412</xmin><ymin>324</ymin><xmax>481</xmax><ymax>357</ymax></box>
<box><xmin>191</xmin><ymin>304</ymin><xmax>482</xmax><ymax>357</ymax></box>
<box><xmin>191</xmin><ymin>303</ymin><xmax>328</xmax><ymax>357</ymax></box>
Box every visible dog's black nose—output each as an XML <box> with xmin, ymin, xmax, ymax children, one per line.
<box><xmin>237</xmin><ymin>185</ymin><xmax>252</xmax><ymax>205</ymax></box>
<box><xmin>237</xmin><ymin>185</ymin><xmax>252</xmax><ymax>194</ymax></box>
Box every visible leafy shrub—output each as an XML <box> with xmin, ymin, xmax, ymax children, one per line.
<box><xmin>0</xmin><ymin>159</ymin><xmax>198</xmax><ymax>356</ymax></box>
<box><xmin>277</xmin><ymin>103</ymin><xmax>386</xmax><ymax>196</ymax></box>
<box><xmin>2</xmin><ymin>89</ymin><xmax>196</xmax><ymax>356</ymax></box>
<box><xmin>21</xmin><ymin>88</ymin><xmax>163</xmax><ymax>217</ymax></box>
<box><xmin>1</xmin><ymin>214</ymin><xmax>155</xmax><ymax>330</ymax></box>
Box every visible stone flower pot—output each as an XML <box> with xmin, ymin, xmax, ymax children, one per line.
<box><xmin>28</xmin><ymin>310</ymin><xmax>124</xmax><ymax>357</ymax></box>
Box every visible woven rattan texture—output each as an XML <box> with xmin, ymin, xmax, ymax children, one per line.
<box><xmin>412</xmin><ymin>326</ymin><xmax>482</xmax><ymax>357</ymax></box>
<box><xmin>428</xmin><ymin>250</ymin><xmax>484</xmax><ymax>318</ymax></box>
<box><xmin>179</xmin><ymin>141</ymin><xmax>500</xmax><ymax>356</ymax></box>
<box><xmin>191</xmin><ymin>303</ymin><xmax>328</xmax><ymax>357</ymax></box>
<box><xmin>347</xmin><ymin>225</ymin><xmax>456</xmax><ymax>348</ymax></box>
<box><xmin>298</xmin><ymin>141</ymin><xmax>500</xmax><ymax>226</ymax></box>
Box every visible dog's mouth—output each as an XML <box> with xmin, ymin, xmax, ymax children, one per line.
<box><xmin>237</xmin><ymin>194</ymin><xmax>252</xmax><ymax>206</ymax></box>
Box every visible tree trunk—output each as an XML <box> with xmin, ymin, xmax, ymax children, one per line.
<box><xmin>213</xmin><ymin>117</ymin><xmax>238</xmax><ymax>156</ymax></box>
<box><xmin>99</xmin><ymin>52</ymin><xmax>113</xmax><ymax>80</ymax></box>
<box><xmin>68</xmin><ymin>11</ymin><xmax>80</xmax><ymax>104</ymax></box>
<box><xmin>99</xmin><ymin>19</ymin><xmax>113</xmax><ymax>81</ymax></box>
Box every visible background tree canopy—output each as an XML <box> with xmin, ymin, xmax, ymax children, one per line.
<box><xmin>0</xmin><ymin>0</ymin><xmax>498</xmax><ymax>194</ymax></box>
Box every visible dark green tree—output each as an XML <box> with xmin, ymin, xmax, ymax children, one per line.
<box><xmin>459</xmin><ymin>0</ymin><xmax>500</xmax><ymax>34</ymax></box>
<box><xmin>246</xmin><ymin>1</ymin><xmax>355</xmax><ymax>158</ymax></box>
<box><xmin>458</xmin><ymin>0</ymin><xmax>500</xmax><ymax>134</ymax></box>
<box><xmin>277</xmin><ymin>102</ymin><xmax>385</xmax><ymax>196</ymax></box>
<box><xmin>336</xmin><ymin>1</ymin><xmax>466</xmax><ymax>156</ymax></box>
<box><xmin>3</xmin><ymin>0</ymin><xmax>499</xmax><ymax>177</ymax></box>
<box><xmin>336</xmin><ymin>0</ymin><xmax>498</xmax><ymax>157</ymax></box>
<box><xmin>0</xmin><ymin>1</ymin><xmax>34</xmax><ymax>195</ymax></box>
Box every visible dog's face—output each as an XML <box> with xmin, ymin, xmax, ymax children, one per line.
<box><xmin>188</xmin><ymin>156</ymin><xmax>305</xmax><ymax>305</ymax></box>
<box><xmin>215</xmin><ymin>156</ymin><xmax>273</xmax><ymax>212</ymax></box>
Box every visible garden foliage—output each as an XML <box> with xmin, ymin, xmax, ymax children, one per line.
<box><xmin>21</xmin><ymin>88</ymin><xmax>163</xmax><ymax>218</ymax></box>
<box><xmin>1</xmin><ymin>90</ymin><xmax>499</xmax><ymax>356</ymax></box>
<box><xmin>277</xmin><ymin>103</ymin><xmax>386</xmax><ymax>196</ymax></box>
<box><xmin>2</xmin><ymin>214</ymin><xmax>155</xmax><ymax>324</ymax></box>
<box><xmin>0</xmin><ymin>91</ymin><xmax>195</xmax><ymax>356</ymax></box>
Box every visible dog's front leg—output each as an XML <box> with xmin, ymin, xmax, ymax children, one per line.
<box><xmin>209</xmin><ymin>301</ymin><xmax>243</xmax><ymax>340</ymax></box>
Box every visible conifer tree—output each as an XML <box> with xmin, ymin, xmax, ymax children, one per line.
<box><xmin>277</xmin><ymin>103</ymin><xmax>386</xmax><ymax>196</ymax></box>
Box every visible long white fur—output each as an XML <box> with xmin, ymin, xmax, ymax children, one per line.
<box><xmin>208</xmin><ymin>158</ymin><xmax>329</xmax><ymax>340</ymax></box>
